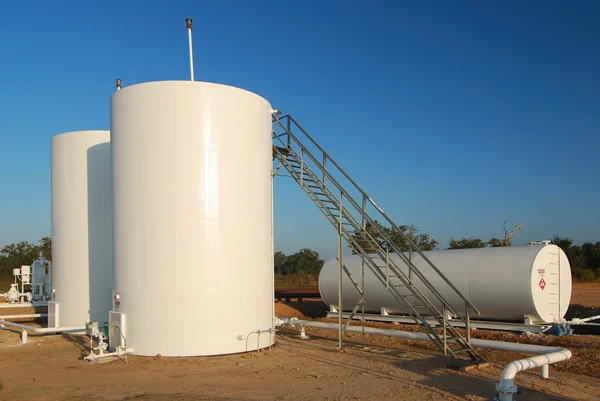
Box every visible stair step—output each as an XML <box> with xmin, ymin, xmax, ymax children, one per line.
<box><xmin>405</xmin><ymin>304</ymin><xmax>426</xmax><ymax>308</ymax></box>
<box><xmin>274</xmin><ymin>146</ymin><xmax>291</xmax><ymax>155</ymax></box>
<box><xmin>446</xmin><ymin>359</ymin><xmax>489</xmax><ymax>370</ymax></box>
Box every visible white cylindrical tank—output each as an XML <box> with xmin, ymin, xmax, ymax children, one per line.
<box><xmin>319</xmin><ymin>245</ymin><xmax>571</xmax><ymax>323</ymax></box>
<box><xmin>51</xmin><ymin>131</ymin><xmax>113</xmax><ymax>327</ymax></box>
<box><xmin>111</xmin><ymin>81</ymin><xmax>274</xmax><ymax>356</ymax></box>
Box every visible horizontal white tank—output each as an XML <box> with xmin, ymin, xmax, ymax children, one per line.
<box><xmin>319</xmin><ymin>245</ymin><xmax>571</xmax><ymax>323</ymax></box>
<box><xmin>111</xmin><ymin>81</ymin><xmax>274</xmax><ymax>356</ymax></box>
<box><xmin>51</xmin><ymin>131</ymin><xmax>113</xmax><ymax>327</ymax></box>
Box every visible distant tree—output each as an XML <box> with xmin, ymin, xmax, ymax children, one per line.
<box><xmin>488</xmin><ymin>220</ymin><xmax>525</xmax><ymax>247</ymax></box>
<box><xmin>551</xmin><ymin>236</ymin><xmax>574</xmax><ymax>250</ymax></box>
<box><xmin>448</xmin><ymin>237</ymin><xmax>487</xmax><ymax>249</ymax></box>
<box><xmin>552</xmin><ymin>236</ymin><xmax>584</xmax><ymax>270</ymax></box>
<box><xmin>0</xmin><ymin>241</ymin><xmax>40</xmax><ymax>278</ymax></box>
<box><xmin>274</xmin><ymin>251</ymin><xmax>287</xmax><ymax>275</ymax></box>
<box><xmin>39</xmin><ymin>237</ymin><xmax>51</xmax><ymax>261</ymax></box>
<box><xmin>350</xmin><ymin>220</ymin><xmax>438</xmax><ymax>254</ymax></box>
<box><xmin>572</xmin><ymin>268</ymin><xmax>596</xmax><ymax>282</ymax></box>
<box><xmin>502</xmin><ymin>220</ymin><xmax>525</xmax><ymax>246</ymax></box>
<box><xmin>487</xmin><ymin>238</ymin><xmax>503</xmax><ymax>247</ymax></box>
<box><xmin>381</xmin><ymin>224</ymin><xmax>415</xmax><ymax>252</ymax></box>
<box><xmin>282</xmin><ymin>249</ymin><xmax>324</xmax><ymax>275</ymax></box>
<box><xmin>411</xmin><ymin>231</ymin><xmax>438</xmax><ymax>251</ymax></box>
<box><xmin>351</xmin><ymin>221</ymin><xmax>384</xmax><ymax>254</ymax></box>
<box><xmin>581</xmin><ymin>242</ymin><xmax>600</xmax><ymax>271</ymax></box>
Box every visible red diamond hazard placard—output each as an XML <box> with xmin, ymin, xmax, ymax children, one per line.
<box><xmin>539</xmin><ymin>278</ymin><xmax>546</xmax><ymax>290</ymax></box>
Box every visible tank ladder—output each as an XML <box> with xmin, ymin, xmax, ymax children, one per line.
<box><xmin>272</xmin><ymin>113</ymin><xmax>484</xmax><ymax>362</ymax></box>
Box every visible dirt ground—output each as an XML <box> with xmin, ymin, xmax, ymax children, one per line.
<box><xmin>0</xmin><ymin>283</ymin><xmax>599</xmax><ymax>401</ymax></box>
<box><xmin>569</xmin><ymin>283</ymin><xmax>600</xmax><ymax>307</ymax></box>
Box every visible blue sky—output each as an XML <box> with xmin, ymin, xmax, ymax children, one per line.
<box><xmin>0</xmin><ymin>1</ymin><xmax>598</xmax><ymax>260</ymax></box>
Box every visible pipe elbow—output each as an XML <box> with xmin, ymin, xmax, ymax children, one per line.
<box><xmin>500</xmin><ymin>360</ymin><xmax>521</xmax><ymax>382</ymax></box>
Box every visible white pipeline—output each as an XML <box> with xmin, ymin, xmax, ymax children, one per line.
<box><xmin>0</xmin><ymin>320</ymin><xmax>83</xmax><ymax>333</ymax></box>
<box><xmin>568</xmin><ymin>314</ymin><xmax>600</xmax><ymax>325</ymax></box>
<box><xmin>0</xmin><ymin>319</ymin><xmax>85</xmax><ymax>344</ymax></box>
<box><xmin>495</xmin><ymin>348</ymin><xmax>572</xmax><ymax>401</ymax></box>
<box><xmin>0</xmin><ymin>302</ymin><xmax>46</xmax><ymax>308</ymax></box>
<box><xmin>89</xmin><ymin>347</ymin><xmax>134</xmax><ymax>361</ymax></box>
<box><xmin>0</xmin><ymin>313</ymin><xmax>47</xmax><ymax>319</ymax></box>
<box><xmin>277</xmin><ymin>318</ymin><xmax>572</xmax><ymax>401</ymax></box>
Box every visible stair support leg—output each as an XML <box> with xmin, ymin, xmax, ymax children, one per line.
<box><xmin>337</xmin><ymin>193</ymin><xmax>343</xmax><ymax>350</ymax></box>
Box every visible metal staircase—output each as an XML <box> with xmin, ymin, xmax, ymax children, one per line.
<box><xmin>272</xmin><ymin>113</ymin><xmax>485</xmax><ymax>362</ymax></box>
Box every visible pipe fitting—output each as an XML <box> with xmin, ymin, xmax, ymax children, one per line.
<box><xmin>275</xmin><ymin>317</ymin><xmax>298</xmax><ymax>327</ymax></box>
<box><xmin>496</xmin><ymin>380</ymin><xmax>517</xmax><ymax>401</ymax></box>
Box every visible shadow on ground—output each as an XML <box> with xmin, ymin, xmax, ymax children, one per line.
<box><xmin>399</xmin><ymin>354</ymin><xmax>588</xmax><ymax>401</ymax></box>
<box><xmin>278</xmin><ymin>329</ymin><xmax>589</xmax><ymax>401</ymax></box>
<box><xmin>61</xmin><ymin>334</ymin><xmax>90</xmax><ymax>359</ymax></box>
<box><xmin>277</xmin><ymin>300</ymin><xmax>328</xmax><ymax>318</ymax></box>
<box><xmin>565</xmin><ymin>304</ymin><xmax>600</xmax><ymax>335</ymax></box>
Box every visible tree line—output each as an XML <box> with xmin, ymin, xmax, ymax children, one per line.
<box><xmin>549</xmin><ymin>237</ymin><xmax>599</xmax><ymax>282</ymax></box>
<box><xmin>274</xmin><ymin>249</ymin><xmax>324</xmax><ymax>276</ymax></box>
<box><xmin>0</xmin><ymin>237</ymin><xmax>51</xmax><ymax>280</ymax></box>
<box><xmin>2</xmin><ymin>228</ymin><xmax>598</xmax><ymax>283</ymax></box>
<box><xmin>448</xmin><ymin>220</ymin><xmax>526</xmax><ymax>249</ymax></box>
<box><xmin>351</xmin><ymin>221</ymin><xmax>438</xmax><ymax>254</ymax></box>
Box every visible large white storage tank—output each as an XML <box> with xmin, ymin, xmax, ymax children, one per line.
<box><xmin>319</xmin><ymin>245</ymin><xmax>572</xmax><ymax>323</ymax></box>
<box><xmin>111</xmin><ymin>81</ymin><xmax>274</xmax><ymax>356</ymax></box>
<box><xmin>51</xmin><ymin>130</ymin><xmax>113</xmax><ymax>327</ymax></box>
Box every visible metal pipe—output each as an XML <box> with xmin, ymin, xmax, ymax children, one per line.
<box><xmin>186</xmin><ymin>18</ymin><xmax>194</xmax><ymax>81</ymax></box>
<box><xmin>496</xmin><ymin>349</ymin><xmax>572</xmax><ymax>400</ymax></box>
<box><xmin>87</xmin><ymin>347</ymin><xmax>134</xmax><ymax>362</ymax></box>
<box><xmin>0</xmin><ymin>320</ymin><xmax>85</xmax><ymax>336</ymax></box>
<box><xmin>0</xmin><ymin>313</ymin><xmax>47</xmax><ymax>319</ymax></box>
<box><xmin>270</xmin><ymin>143</ymin><xmax>276</xmax><ymax>353</ymax></box>
<box><xmin>567</xmin><ymin>314</ymin><xmax>600</xmax><ymax>325</ymax></box>
<box><xmin>337</xmin><ymin>193</ymin><xmax>343</xmax><ymax>350</ymax></box>
<box><xmin>277</xmin><ymin>318</ymin><xmax>571</xmax><ymax>401</ymax></box>
<box><xmin>0</xmin><ymin>302</ymin><xmax>46</xmax><ymax>308</ymax></box>
<box><xmin>243</xmin><ymin>328</ymin><xmax>273</xmax><ymax>354</ymax></box>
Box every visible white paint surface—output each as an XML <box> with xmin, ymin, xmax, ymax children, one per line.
<box><xmin>51</xmin><ymin>130</ymin><xmax>113</xmax><ymax>327</ymax></box>
<box><xmin>319</xmin><ymin>245</ymin><xmax>571</xmax><ymax>323</ymax></box>
<box><xmin>111</xmin><ymin>81</ymin><xmax>274</xmax><ymax>356</ymax></box>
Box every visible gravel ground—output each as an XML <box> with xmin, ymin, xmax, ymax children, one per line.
<box><xmin>0</xmin><ymin>283</ymin><xmax>598</xmax><ymax>400</ymax></box>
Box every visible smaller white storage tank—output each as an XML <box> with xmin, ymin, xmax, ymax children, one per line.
<box><xmin>51</xmin><ymin>130</ymin><xmax>113</xmax><ymax>327</ymax></box>
<box><xmin>319</xmin><ymin>244</ymin><xmax>571</xmax><ymax>323</ymax></box>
